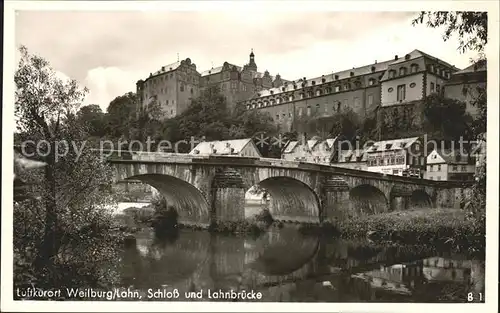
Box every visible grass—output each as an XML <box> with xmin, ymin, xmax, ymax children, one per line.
<box><xmin>336</xmin><ymin>208</ymin><xmax>485</xmax><ymax>255</ymax></box>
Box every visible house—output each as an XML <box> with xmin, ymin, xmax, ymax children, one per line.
<box><xmin>281</xmin><ymin>136</ymin><xmax>339</xmax><ymax>164</ymax></box>
<box><xmin>424</xmin><ymin>149</ymin><xmax>475</xmax><ymax>181</ymax></box>
<box><xmin>365</xmin><ymin>137</ymin><xmax>425</xmax><ymax>177</ymax></box>
<box><xmin>332</xmin><ymin>148</ymin><xmax>369</xmax><ymax>171</ymax></box>
<box><xmin>189</xmin><ymin>138</ymin><xmax>262</xmax><ymax>157</ymax></box>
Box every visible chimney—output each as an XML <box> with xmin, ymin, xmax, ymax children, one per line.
<box><xmin>394</xmin><ymin>55</ymin><xmax>398</xmax><ymax>60</ymax></box>
<box><xmin>193</xmin><ymin>149</ymin><xmax>199</xmax><ymax>154</ymax></box>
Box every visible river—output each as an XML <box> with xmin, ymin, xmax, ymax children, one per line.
<box><xmin>118</xmin><ymin>226</ymin><xmax>485</xmax><ymax>302</ymax></box>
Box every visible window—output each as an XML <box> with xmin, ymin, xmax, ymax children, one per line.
<box><xmin>316</xmin><ymin>103</ymin><xmax>320</xmax><ymax>111</ymax></box>
<box><xmin>282</xmin><ymin>113</ymin><xmax>286</xmax><ymax>119</ymax></box>
<box><xmin>334</xmin><ymin>86</ymin><xmax>340</xmax><ymax>92</ymax></box>
<box><xmin>368</xmin><ymin>94</ymin><xmax>374</xmax><ymax>105</ymax></box>
<box><xmin>300</xmin><ymin>93</ymin><xmax>305</xmax><ymax>99</ymax></box>
<box><xmin>452</xmin><ymin>165</ymin><xmax>458</xmax><ymax>171</ymax></box>
<box><xmin>411</xmin><ymin>64</ymin><xmax>419</xmax><ymax>73</ymax></box>
<box><xmin>166</xmin><ymin>100</ymin><xmax>169</xmax><ymax>105</ymax></box>
<box><xmin>190</xmin><ymin>88</ymin><xmax>193</xmax><ymax>94</ymax></box>
<box><xmin>288</xmin><ymin>112</ymin><xmax>292</xmax><ymax>118</ymax></box>
<box><xmin>437</xmin><ymin>164</ymin><xmax>441</xmax><ymax>171</ymax></box>
<box><xmin>393</xmin><ymin>169</ymin><xmax>399</xmax><ymax>174</ymax></box>
<box><xmin>368</xmin><ymin>78</ymin><xmax>375</xmax><ymax>86</ymax></box>
<box><xmin>343</xmin><ymin>99</ymin><xmax>348</xmax><ymax>108</ymax></box>
<box><xmin>461</xmin><ymin>165</ymin><xmax>466</xmax><ymax>172</ymax></box>
<box><xmin>344</xmin><ymin>83</ymin><xmax>351</xmax><ymax>90</ymax></box>
<box><xmin>397</xmin><ymin>84</ymin><xmax>406</xmax><ymax>102</ymax></box>
<box><xmin>389</xmin><ymin>70</ymin><xmax>395</xmax><ymax>78</ymax></box>
<box><xmin>399</xmin><ymin>67</ymin><xmax>407</xmax><ymax>76</ymax></box>
<box><xmin>316</xmin><ymin>89</ymin><xmax>322</xmax><ymax>96</ymax></box>
<box><xmin>436</xmin><ymin>84</ymin><xmax>441</xmax><ymax>93</ymax></box>
<box><xmin>180</xmin><ymin>84</ymin><xmax>185</xmax><ymax>92</ymax></box>
<box><xmin>276</xmin><ymin>114</ymin><xmax>279</xmax><ymax>120</ymax></box>
<box><xmin>354</xmin><ymin>97</ymin><xmax>360</xmax><ymax>108</ymax></box>
<box><xmin>431</xmin><ymin>82</ymin><xmax>435</xmax><ymax>92</ymax></box>
<box><xmin>437</xmin><ymin>176</ymin><xmax>441</xmax><ymax>181</ymax></box>
<box><xmin>307</xmin><ymin>91</ymin><xmax>314</xmax><ymax>98</ymax></box>
<box><xmin>298</xmin><ymin>107</ymin><xmax>303</xmax><ymax>116</ymax></box>
<box><xmin>307</xmin><ymin>106</ymin><xmax>311</xmax><ymax>116</ymax></box>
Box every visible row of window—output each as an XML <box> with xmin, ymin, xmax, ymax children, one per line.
<box><xmin>247</xmin><ymin>80</ymin><xmax>376</xmax><ymax>109</ymax></box>
<box><xmin>387</xmin><ymin>64</ymin><xmax>420</xmax><ymax>79</ymax></box>
<box><xmin>367</xmin><ymin>157</ymin><xmax>406</xmax><ymax>166</ymax></box>
<box><xmin>249</xmin><ymin>93</ymin><xmax>374</xmax><ymax>111</ymax></box>
<box><xmin>428</xmin><ymin>164</ymin><xmax>468</xmax><ymax>172</ymax></box>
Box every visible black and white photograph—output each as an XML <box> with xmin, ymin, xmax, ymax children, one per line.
<box><xmin>2</xmin><ymin>1</ymin><xmax>498</xmax><ymax>312</ymax></box>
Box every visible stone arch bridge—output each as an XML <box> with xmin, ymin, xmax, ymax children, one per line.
<box><xmin>106</xmin><ymin>152</ymin><xmax>473</xmax><ymax>227</ymax></box>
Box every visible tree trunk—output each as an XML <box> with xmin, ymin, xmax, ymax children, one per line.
<box><xmin>37</xmin><ymin>141</ymin><xmax>58</xmax><ymax>280</ymax></box>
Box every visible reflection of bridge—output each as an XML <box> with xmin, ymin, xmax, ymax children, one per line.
<box><xmin>106</xmin><ymin>152</ymin><xmax>473</xmax><ymax>226</ymax></box>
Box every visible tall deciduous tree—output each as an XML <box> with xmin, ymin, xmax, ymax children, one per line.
<box><xmin>15</xmin><ymin>45</ymin><xmax>88</xmax><ymax>270</ymax></box>
<box><xmin>14</xmin><ymin>46</ymin><xmax>119</xmax><ymax>289</ymax></box>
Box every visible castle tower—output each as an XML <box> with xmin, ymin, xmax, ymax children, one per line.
<box><xmin>247</xmin><ymin>49</ymin><xmax>257</xmax><ymax>71</ymax></box>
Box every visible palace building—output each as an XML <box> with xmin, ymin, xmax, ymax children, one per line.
<box><xmin>240</xmin><ymin>49</ymin><xmax>464</xmax><ymax>131</ymax></box>
<box><xmin>136</xmin><ymin>49</ymin><xmax>486</xmax><ymax>127</ymax></box>
<box><xmin>136</xmin><ymin>50</ymin><xmax>289</xmax><ymax>118</ymax></box>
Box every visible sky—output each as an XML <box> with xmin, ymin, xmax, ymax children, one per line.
<box><xmin>14</xmin><ymin>8</ymin><xmax>479</xmax><ymax>112</ymax></box>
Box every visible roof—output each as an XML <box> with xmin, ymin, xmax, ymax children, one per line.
<box><xmin>366</xmin><ymin>137</ymin><xmax>420</xmax><ymax>153</ymax></box>
<box><xmin>254</xmin><ymin>58</ymin><xmax>395</xmax><ymax>98</ymax></box>
<box><xmin>152</xmin><ymin>61</ymin><xmax>181</xmax><ymax>76</ymax></box>
<box><xmin>250</xmin><ymin>49</ymin><xmax>460</xmax><ymax>100</ymax></box>
<box><xmin>430</xmin><ymin>149</ymin><xmax>474</xmax><ymax>164</ymax></box>
<box><xmin>338</xmin><ymin>148</ymin><xmax>368</xmax><ymax>162</ymax></box>
<box><xmin>200</xmin><ymin>63</ymin><xmax>242</xmax><ymax>76</ymax></box>
<box><xmin>189</xmin><ymin>138</ymin><xmax>258</xmax><ymax>156</ymax></box>
<box><xmin>283</xmin><ymin>140</ymin><xmax>299</xmax><ymax>154</ymax></box>
<box><xmin>453</xmin><ymin>60</ymin><xmax>487</xmax><ymax>75</ymax></box>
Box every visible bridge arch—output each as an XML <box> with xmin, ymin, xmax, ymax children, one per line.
<box><xmin>349</xmin><ymin>184</ymin><xmax>389</xmax><ymax>215</ymax></box>
<box><xmin>410</xmin><ymin>189</ymin><xmax>433</xmax><ymax>209</ymax></box>
<box><xmin>255</xmin><ymin>176</ymin><xmax>321</xmax><ymax>224</ymax></box>
<box><xmin>126</xmin><ymin>174</ymin><xmax>211</xmax><ymax>226</ymax></box>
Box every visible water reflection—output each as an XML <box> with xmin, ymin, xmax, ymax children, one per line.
<box><xmin>120</xmin><ymin>228</ymin><xmax>485</xmax><ymax>302</ymax></box>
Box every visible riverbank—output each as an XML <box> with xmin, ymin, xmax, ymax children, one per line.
<box><xmin>334</xmin><ymin>208</ymin><xmax>485</xmax><ymax>256</ymax></box>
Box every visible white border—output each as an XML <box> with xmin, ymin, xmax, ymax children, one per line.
<box><xmin>2</xmin><ymin>1</ymin><xmax>499</xmax><ymax>312</ymax></box>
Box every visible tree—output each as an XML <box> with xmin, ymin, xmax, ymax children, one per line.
<box><xmin>412</xmin><ymin>12</ymin><xmax>488</xmax><ymax>54</ymax></box>
<box><xmin>15</xmin><ymin>45</ymin><xmax>88</xmax><ymax>271</ymax></box>
<box><xmin>76</xmin><ymin>104</ymin><xmax>106</xmax><ymax>138</ymax></box>
<box><xmin>105</xmin><ymin>92</ymin><xmax>138</xmax><ymax>139</ymax></box>
<box><xmin>422</xmin><ymin>93</ymin><xmax>474</xmax><ymax>142</ymax></box>
<box><xmin>14</xmin><ymin>46</ymin><xmax>119</xmax><ymax>290</ymax></box>
<box><xmin>413</xmin><ymin>12</ymin><xmax>487</xmax><ymax>222</ymax></box>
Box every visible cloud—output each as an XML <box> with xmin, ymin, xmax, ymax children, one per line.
<box><xmin>83</xmin><ymin>67</ymin><xmax>140</xmax><ymax>111</ymax></box>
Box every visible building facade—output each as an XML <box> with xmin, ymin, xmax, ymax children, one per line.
<box><xmin>136</xmin><ymin>51</ymin><xmax>289</xmax><ymax>118</ymax></box>
<box><xmin>443</xmin><ymin>60</ymin><xmax>487</xmax><ymax>117</ymax></box>
<box><xmin>136</xmin><ymin>58</ymin><xmax>201</xmax><ymax>119</ymax></box>
<box><xmin>365</xmin><ymin>137</ymin><xmax>425</xmax><ymax>177</ymax></box>
<box><xmin>241</xmin><ymin>49</ymin><xmax>461</xmax><ymax>131</ymax></box>
<box><xmin>332</xmin><ymin>148</ymin><xmax>369</xmax><ymax>171</ymax></box>
<box><xmin>281</xmin><ymin>136</ymin><xmax>339</xmax><ymax>164</ymax></box>
<box><xmin>424</xmin><ymin>149</ymin><xmax>476</xmax><ymax>181</ymax></box>
<box><xmin>189</xmin><ymin>138</ymin><xmax>262</xmax><ymax>157</ymax></box>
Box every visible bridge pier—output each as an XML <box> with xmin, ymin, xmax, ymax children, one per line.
<box><xmin>210</xmin><ymin>169</ymin><xmax>246</xmax><ymax>225</ymax></box>
<box><xmin>320</xmin><ymin>177</ymin><xmax>351</xmax><ymax>223</ymax></box>
<box><xmin>390</xmin><ymin>196</ymin><xmax>410</xmax><ymax>211</ymax></box>
<box><xmin>211</xmin><ymin>187</ymin><xmax>246</xmax><ymax>223</ymax></box>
